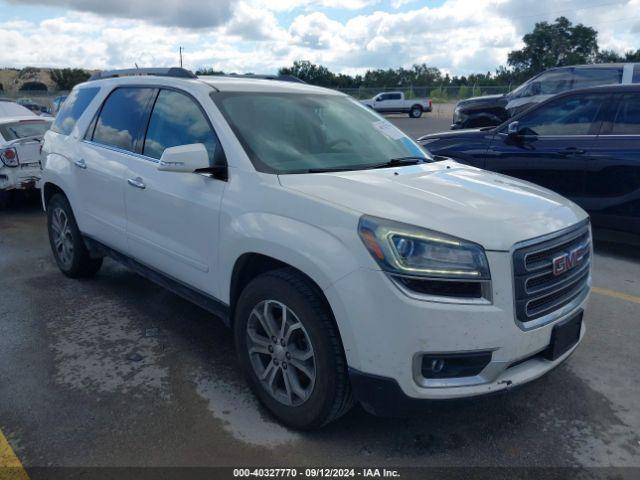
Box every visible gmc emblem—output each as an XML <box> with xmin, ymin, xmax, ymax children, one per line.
<box><xmin>552</xmin><ymin>244</ymin><xmax>589</xmax><ymax>276</ymax></box>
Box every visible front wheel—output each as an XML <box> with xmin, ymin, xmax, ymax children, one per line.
<box><xmin>47</xmin><ymin>194</ymin><xmax>103</xmax><ymax>278</ymax></box>
<box><xmin>234</xmin><ymin>268</ymin><xmax>352</xmax><ymax>429</ymax></box>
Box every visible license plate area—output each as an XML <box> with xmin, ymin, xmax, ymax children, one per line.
<box><xmin>545</xmin><ymin>311</ymin><xmax>583</xmax><ymax>361</ymax></box>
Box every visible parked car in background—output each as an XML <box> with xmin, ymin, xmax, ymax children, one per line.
<box><xmin>0</xmin><ymin>99</ymin><xmax>38</xmax><ymax>118</ymax></box>
<box><xmin>41</xmin><ymin>68</ymin><xmax>590</xmax><ymax>429</ymax></box>
<box><xmin>361</xmin><ymin>91</ymin><xmax>432</xmax><ymax>118</ymax></box>
<box><xmin>451</xmin><ymin>63</ymin><xmax>640</xmax><ymax>129</ymax></box>
<box><xmin>0</xmin><ymin>116</ymin><xmax>52</xmax><ymax>204</ymax></box>
<box><xmin>420</xmin><ymin>84</ymin><xmax>640</xmax><ymax>234</ymax></box>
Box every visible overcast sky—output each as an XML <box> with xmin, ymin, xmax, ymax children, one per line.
<box><xmin>1</xmin><ymin>0</ymin><xmax>638</xmax><ymax>75</ymax></box>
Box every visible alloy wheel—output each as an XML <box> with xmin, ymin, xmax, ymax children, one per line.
<box><xmin>246</xmin><ymin>300</ymin><xmax>316</xmax><ymax>406</ymax></box>
<box><xmin>51</xmin><ymin>207</ymin><xmax>74</xmax><ymax>269</ymax></box>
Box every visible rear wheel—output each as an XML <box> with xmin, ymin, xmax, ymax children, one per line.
<box><xmin>409</xmin><ymin>105</ymin><xmax>423</xmax><ymax>118</ymax></box>
<box><xmin>47</xmin><ymin>194</ymin><xmax>103</xmax><ymax>278</ymax></box>
<box><xmin>234</xmin><ymin>268</ymin><xmax>352</xmax><ymax>429</ymax></box>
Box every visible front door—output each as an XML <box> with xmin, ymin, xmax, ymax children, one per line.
<box><xmin>124</xmin><ymin>88</ymin><xmax>227</xmax><ymax>296</ymax></box>
<box><xmin>583</xmin><ymin>92</ymin><xmax>640</xmax><ymax>234</ymax></box>
<box><xmin>486</xmin><ymin>92</ymin><xmax>610</xmax><ymax>204</ymax></box>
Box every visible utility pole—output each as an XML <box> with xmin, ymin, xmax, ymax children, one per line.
<box><xmin>179</xmin><ymin>47</ymin><xmax>183</xmax><ymax>68</ymax></box>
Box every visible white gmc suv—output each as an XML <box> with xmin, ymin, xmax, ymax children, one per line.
<box><xmin>41</xmin><ymin>68</ymin><xmax>592</xmax><ymax>429</ymax></box>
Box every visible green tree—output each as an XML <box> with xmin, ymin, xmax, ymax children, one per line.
<box><xmin>278</xmin><ymin>60</ymin><xmax>336</xmax><ymax>87</ymax></box>
<box><xmin>50</xmin><ymin>68</ymin><xmax>90</xmax><ymax>91</ymax></box>
<box><xmin>507</xmin><ymin>16</ymin><xmax>599</xmax><ymax>80</ymax></box>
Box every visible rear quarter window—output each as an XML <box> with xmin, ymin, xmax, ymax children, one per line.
<box><xmin>51</xmin><ymin>86</ymin><xmax>100</xmax><ymax>136</ymax></box>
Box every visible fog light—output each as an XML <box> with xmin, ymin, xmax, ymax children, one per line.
<box><xmin>421</xmin><ymin>352</ymin><xmax>492</xmax><ymax>379</ymax></box>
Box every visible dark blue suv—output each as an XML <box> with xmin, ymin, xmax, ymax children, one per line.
<box><xmin>419</xmin><ymin>84</ymin><xmax>640</xmax><ymax>235</ymax></box>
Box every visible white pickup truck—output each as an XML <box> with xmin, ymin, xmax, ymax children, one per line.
<box><xmin>361</xmin><ymin>91</ymin><xmax>432</xmax><ymax>118</ymax></box>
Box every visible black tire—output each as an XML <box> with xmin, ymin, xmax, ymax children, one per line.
<box><xmin>409</xmin><ymin>105</ymin><xmax>423</xmax><ymax>118</ymax></box>
<box><xmin>47</xmin><ymin>194</ymin><xmax>103</xmax><ymax>278</ymax></box>
<box><xmin>234</xmin><ymin>268</ymin><xmax>352</xmax><ymax>429</ymax></box>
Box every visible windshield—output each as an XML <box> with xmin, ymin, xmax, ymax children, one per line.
<box><xmin>0</xmin><ymin>120</ymin><xmax>50</xmax><ymax>141</ymax></box>
<box><xmin>211</xmin><ymin>92</ymin><xmax>431</xmax><ymax>174</ymax></box>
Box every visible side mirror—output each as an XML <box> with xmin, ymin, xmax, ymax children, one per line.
<box><xmin>507</xmin><ymin>121</ymin><xmax>520</xmax><ymax>136</ymax></box>
<box><xmin>157</xmin><ymin>144</ymin><xmax>210</xmax><ymax>173</ymax></box>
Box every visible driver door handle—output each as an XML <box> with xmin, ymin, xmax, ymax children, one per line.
<box><xmin>74</xmin><ymin>158</ymin><xmax>87</xmax><ymax>169</ymax></box>
<box><xmin>127</xmin><ymin>177</ymin><xmax>146</xmax><ymax>189</ymax></box>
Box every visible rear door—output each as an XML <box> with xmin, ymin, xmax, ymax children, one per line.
<box><xmin>78</xmin><ymin>86</ymin><xmax>157</xmax><ymax>252</ymax></box>
<box><xmin>124</xmin><ymin>88</ymin><xmax>227</xmax><ymax>295</ymax></box>
<box><xmin>486</xmin><ymin>92</ymin><xmax>610</xmax><ymax>203</ymax></box>
<box><xmin>583</xmin><ymin>92</ymin><xmax>640</xmax><ymax>234</ymax></box>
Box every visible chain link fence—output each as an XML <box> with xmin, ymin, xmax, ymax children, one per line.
<box><xmin>335</xmin><ymin>85</ymin><xmax>512</xmax><ymax>101</ymax></box>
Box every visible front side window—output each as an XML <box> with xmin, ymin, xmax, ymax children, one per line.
<box><xmin>91</xmin><ymin>87</ymin><xmax>156</xmax><ymax>152</ymax></box>
<box><xmin>143</xmin><ymin>89</ymin><xmax>223</xmax><ymax>165</ymax></box>
<box><xmin>515</xmin><ymin>93</ymin><xmax>606</xmax><ymax>136</ymax></box>
<box><xmin>0</xmin><ymin>120</ymin><xmax>51</xmax><ymax>141</ymax></box>
<box><xmin>51</xmin><ymin>86</ymin><xmax>100</xmax><ymax>136</ymax></box>
<box><xmin>212</xmin><ymin>92</ymin><xmax>431</xmax><ymax>174</ymax></box>
<box><xmin>610</xmin><ymin>94</ymin><xmax>640</xmax><ymax>135</ymax></box>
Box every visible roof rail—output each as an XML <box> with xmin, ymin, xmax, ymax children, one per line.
<box><xmin>88</xmin><ymin>67</ymin><xmax>197</xmax><ymax>81</ymax></box>
<box><xmin>200</xmin><ymin>73</ymin><xmax>306</xmax><ymax>84</ymax></box>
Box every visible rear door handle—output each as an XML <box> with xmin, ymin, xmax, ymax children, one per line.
<box><xmin>127</xmin><ymin>177</ymin><xmax>146</xmax><ymax>189</ymax></box>
<box><xmin>74</xmin><ymin>158</ymin><xmax>87</xmax><ymax>169</ymax></box>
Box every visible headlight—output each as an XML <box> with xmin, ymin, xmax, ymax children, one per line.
<box><xmin>358</xmin><ymin>215</ymin><xmax>491</xmax><ymax>301</ymax></box>
<box><xmin>453</xmin><ymin>107</ymin><xmax>467</xmax><ymax>123</ymax></box>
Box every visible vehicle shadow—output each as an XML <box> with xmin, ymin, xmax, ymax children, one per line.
<box><xmin>593</xmin><ymin>228</ymin><xmax>640</xmax><ymax>263</ymax></box>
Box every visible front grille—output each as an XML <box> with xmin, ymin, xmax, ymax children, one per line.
<box><xmin>513</xmin><ymin>222</ymin><xmax>591</xmax><ymax>325</ymax></box>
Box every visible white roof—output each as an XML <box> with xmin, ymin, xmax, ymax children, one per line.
<box><xmin>0</xmin><ymin>101</ymin><xmax>37</xmax><ymax>118</ymax></box>
<box><xmin>197</xmin><ymin>76</ymin><xmax>343</xmax><ymax>95</ymax></box>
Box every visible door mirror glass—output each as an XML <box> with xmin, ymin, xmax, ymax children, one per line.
<box><xmin>157</xmin><ymin>143</ymin><xmax>210</xmax><ymax>172</ymax></box>
<box><xmin>507</xmin><ymin>121</ymin><xmax>520</xmax><ymax>136</ymax></box>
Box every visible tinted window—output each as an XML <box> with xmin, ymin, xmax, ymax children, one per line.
<box><xmin>0</xmin><ymin>120</ymin><xmax>51</xmax><ymax>141</ymax></box>
<box><xmin>526</xmin><ymin>69</ymin><xmax>574</xmax><ymax>96</ymax></box>
<box><xmin>573</xmin><ymin>68</ymin><xmax>622</xmax><ymax>88</ymax></box>
<box><xmin>51</xmin><ymin>87</ymin><xmax>100</xmax><ymax>136</ymax></box>
<box><xmin>92</xmin><ymin>87</ymin><xmax>155</xmax><ymax>152</ymax></box>
<box><xmin>633</xmin><ymin>64</ymin><xmax>640</xmax><ymax>83</ymax></box>
<box><xmin>143</xmin><ymin>89</ymin><xmax>223</xmax><ymax>165</ymax></box>
<box><xmin>611</xmin><ymin>94</ymin><xmax>640</xmax><ymax>135</ymax></box>
<box><xmin>517</xmin><ymin>93</ymin><xmax>606</xmax><ymax>136</ymax></box>
<box><xmin>389</xmin><ymin>93</ymin><xmax>401</xmax><ymax>100</ymax></box>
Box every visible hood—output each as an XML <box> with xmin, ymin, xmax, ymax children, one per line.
<box><xmin>279</xmin><ymin>160</ymin><xmax>587</xmax><ymax>251</ymax></box>
<box><xmin>456</xmin><ymin>94</ymin><xmax>508</xmax><ymax>109</ymax></box>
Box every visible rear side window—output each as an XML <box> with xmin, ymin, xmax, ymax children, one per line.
<box><xmin>91</xmin><ymin>87</ymin><xmax>156</xmax><ymax>152</ymax></box>
<box><xmin>633</xmin><ymin>64</ymin><xmax>640</xmax><ymax>83</ymax></box>
<box><xmin>573</xmin><ymin>68</ymin><xmax>623</xmax><ymax>88</ymax></box>
<box><xmin>51</xmin><ymin>87</ymin><xmax>100</xmax><ymax>136</ymax></box>
<box><xmin>0</xmin><ymin>120</ymin><xmax>50</xmax><ymax>141</ymax></box>
<box><xmin>517</xmin><ymin>93</ymin><xmax>606</xmax><ymax>136</ymax></box>
<box><xmin>611</xmin><ymin>94</ymin><xmax>640</xmax><ymax>135</ymax></box>
<box><xmin>143</xmin><ymin>89</ymin><xmax>224</xmax><ymax>165</ymax></box>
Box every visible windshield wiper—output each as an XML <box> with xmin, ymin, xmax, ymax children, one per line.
<box><xmin>295</xmin><ymin>156</ymin><xmax>430</xmax><ymax>174</ymax></box>
<box><xmin>364</xmin><ymin>156</ymin><xmax>430</xmax><ymax>170</ymax></box>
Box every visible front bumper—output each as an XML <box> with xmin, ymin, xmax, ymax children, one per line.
<box><xmin>324</xmin><ymin>250</ymin><xmax>589</xmax><ymax>403</ymax></box>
